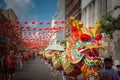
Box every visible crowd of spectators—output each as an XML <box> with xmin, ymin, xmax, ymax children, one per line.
<box><xmin>0</xmin><ymin>50</ymin><xmax>37</xmax><ymax>80</ymax></box>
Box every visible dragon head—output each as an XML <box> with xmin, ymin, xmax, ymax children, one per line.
<box><xmin>65</xmin><ymin>17</ymin><xmax>105</xmax><ymax>79</ymax></box>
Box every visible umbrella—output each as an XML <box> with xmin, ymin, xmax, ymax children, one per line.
<box><xmin>45</xmin><ymin>44</ymin><xmax>64</xmax><ymax>51</ymax></box>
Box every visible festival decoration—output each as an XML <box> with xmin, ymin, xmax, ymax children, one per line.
<box><xmin>47</xmin><ymin>21</ymin><xmax>50</xmax><ymax>25</ymax></box>
<box><xmin>32</xmin><ymin>21</ymin><xmax>35</xmax><ymax>25</ymax></box>
<box><xmin>16</xmin><ymin>20</ymin><xmax>20</xmax><ymax>24</ymax></box>
<box><xmin>61</xmin><ymin>20</ymin><xmax>64</xmax><ymax>24</ymax></box>
<box><xmin>40</xmin><ymin>17</ymin><xmax>106</xmax><ymax>80</ymax></box>
<box><xmin>63</xmin><ymin>17</ymin><xmax>105</xmax><ymax>79</ymax></box>
<box><xmin>24</xmin><ymin>21</ymin><xmax>28</xmax><ymax>24</ymax></box>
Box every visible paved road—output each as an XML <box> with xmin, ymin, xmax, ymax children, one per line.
<box><xmin>13</xmin><ymin>57</ymin><xmax>62</xmax><ymax>80</ymax></box>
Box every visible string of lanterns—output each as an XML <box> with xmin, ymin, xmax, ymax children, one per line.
<box><xmin>0</xmin><ymin>18</ymin><xmax>68</xmax><ymax>49</ymax></box>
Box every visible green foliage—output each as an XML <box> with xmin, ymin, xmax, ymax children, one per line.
<box><xmin>101</xmin><ymin>14</ymin><xmax>120</xmax><ymax>39</ymax></box>
<box><xmin>114</xmin><ymin>5</ymin><xmax>120</xmax><ymax>9</ymax></box>
<box><xmin>60</xmin><ymin>39</ymin><xmax>68</xmax><ymax>47</ymax></box>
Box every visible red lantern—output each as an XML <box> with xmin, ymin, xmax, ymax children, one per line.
<box><xmin>44</xmin><ymin>27</ymin><xmax>49</xmax><ymax>30</ymax></box>
<box><xmin>16</xmin><ymin>20</ymin><xmax>20</xmax><ymax>24</ymax></box>
<box><xmin>38</xmin><ymin>28</ymin><xmax>42</xmax><ymax>30</ymax></box>
<box><xmin>32</xmin><ymin>21</ymin><xmax>35</xmax><ymax>24</ymax></box>
<box><xmin>47</xmin><ymin>21</ymin><xmax>50</xmax><ymax>25</ymax></box>
<box><xmin>26</xmin><ymin>26</ymin><xmax>30</xmax><ymax>31</ymax></box>
<box><xmin>20</xmin><ymin>26</ymin><xmax>24</xmax><ymax>29</ymax></box>
<box><xmin>24</xmin><ymin>21</ymin><xmax>28</xmax><ymax>24</ymax></box>
<box><xmin>54</xmin><ymin>21</ymin><xmax>58</xmax><ymax>24</ymax></box>
<box><xmin>3</xmin><ymin>22</ymin><xmax>8</xmax><ymax>27</ymax></box>
<box><xmin>7</xmin><ymin>19</ymin><xmax>11</xmax><ymax>22</ymax></box>
<box><xmin>33</xmin><ymin>27</ymin><xmax>36</xmax><ymax>30</ymax></box>
<box><xmin>58</xmin><ymin>26</ymin><xmax>63</xmax><ymax>30</ymax></box>
<box><xmin>11</xmin><ymin>24</ymin><xmax>15</xmax><ymax>27</ymax></box>
<box><xmin>39</xmin><ymin>21</ymin><xmax>43</xmax><ymax>25</ymax></box>
<box><xmin>61</xmin><ymin>20</ymin><xmax>64</xmax><ymax>24</ymax></box>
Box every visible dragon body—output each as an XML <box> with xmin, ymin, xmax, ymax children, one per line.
<box><xmin>40</xmin><ymin>17</ymin><xmax>105</xmax><ymax>80</ymax></box>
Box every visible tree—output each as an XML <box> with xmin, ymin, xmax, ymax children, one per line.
<box><xmin>101</xmin><ymin>14</ymin><xmax>120</xmax><ymax>39</ymax></box>
<box><xmin>60</xmin><ymin>39</ymin><xmax>68</xmax><ymax>47</ymax></box>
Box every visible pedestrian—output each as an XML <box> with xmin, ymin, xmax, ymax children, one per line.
<box><xmin>6</xmin><ymin>51</ymin><xmax>17</xmax><ymax>80</ymax></box>
<box><xmin>18</xmin><ymin>53</ymin><xmax>23</xmax><ymax>69</ymax></box>
<box><xmin>1</xmin><ymin>54</ymin><xmax>8</xmax><ymax>80</ymax></box>
<box><xmin>32</xmin><ymin>52</ymin><xmax>35</xmax><ymax>60</ymax></box>
<box><xmin>113</xmin><ymin>60</ymin><xmax>120</xmax><ymax>77</ymax></box>
<box><xmin>101</xmin><ymin>58</ymin><xmax>119</xmax><ymax>80</ymax></box>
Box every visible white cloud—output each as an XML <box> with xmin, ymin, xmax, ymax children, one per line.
<box><xmin>4</xmin><ymin>0</ymin><xmax>35</xmax><ymax>20</ymax></box>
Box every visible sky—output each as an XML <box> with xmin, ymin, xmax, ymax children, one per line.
<box><xmin>0</xmin><ymin>0</ymin><xmax>57</xmax><ymax>24</ymax></box>
<box><xmin>0</xmin><ymin>0</ymin><xmax>65</xmax><ymax>40</ymax></box>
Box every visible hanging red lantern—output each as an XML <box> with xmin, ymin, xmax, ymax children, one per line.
<box><xmin>24</xmin><ymin>21</ymin><xmax>28</xmax><ymax>24</ymax></box>
<box><xmin>20</xmin><ymin>26</ymin><xmax>24</xmax><ymax>29</ymax></box>
<box><xmin>11</xmin><ymin>24</ymin><xmax>15</xmax><ymax>27</ymax></box>
<box><xmin>38</xmin><ymin>28</ymin><xmax>42</xmax><ymax>30</ymax></box>
<box><xmin>26</xmin><ymin>26</ymin><xmax>30</xmax><ymax>29</ymax></box>
<box><xmin>58</xmin><ymin>26</ymin><xmax>63</xmax><ymax>30</ymax></box>
<box><xmin>39</xmin><ymin>21</ymin><xmax>43</xmax><ymax>25</ymax></box>
<box><xmin>33</xmin><ymin>27</ymin><xmax>36</xmax><ymax>30</ymax></box>
<box><xmin>3</xmin><ymin>22</ymin><xmax>8</xmax><ymax>27</ymax></box>
<box><xmin>54</xmin><ymin>21</ymin><xmax>58</xmax><ymax>24</ymax></box>
<box><xmin>47</xmin><ymin>21</ymin><xmax>50</xmax><ymax>25</ymax></box>
<box><xmin>61</xmin><ymin>20</ymin><xmax>64</xmax><ymax>24</ymax></box>
<box><xmin>7</xmin><ymin>19</ymin><xmax>11</xmax><ymax>22</ymax></box>
<box><xmin>44</xmin><ymin>27</ymin><xmax>49</xmax><ymax>30</ymax></box>
<box><xmin>16</xmin><ymin>20</ymin><xmax>20</xmax><ymax>24</ymax></box>
<box><xmin>53</xmin><ymin>27</ymin><xmax>57</xmax><ymax>30</ymax></box>
<box><xmin>32</xmin><ymin>21</ymin><xmax>35</xmax><ymax>24</ymax></box>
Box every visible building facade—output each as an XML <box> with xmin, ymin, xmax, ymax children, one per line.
<box><xmin>81</xmin><ymin>0</ymin><xmax>120</xmax><ymax>27</ymax></box>
<box><xmin>49</xmin><ymin>17</ymin><xmax>57</xmax><ymax>45</ymax></box>
<box><xmin>49</xmin><ymin>0</ymin><xmax>65</xmax><ymax>45</ymax></box>
<box><xmin>56</xmin><ymin>0</ymin><xmax>65</xmax><ymax>43</ymax></box>
<box><xmin>0</xmin><ymin>8</ymin><xmax>22</xmax><ymax>52</ymax></box>
<box><xmin>65</xmin><ymin>0</ymin><xmax>81</xmax><ymax>39</ymax></box>
<box><xmin>0</xmin><ymin>7</ymin><xmax>9</xmax><ymax>54</ymax></box>
<box><xmin>81</xmin><ymin>0</ymin><xmax>120</xmax><ymax>59</ymax></box>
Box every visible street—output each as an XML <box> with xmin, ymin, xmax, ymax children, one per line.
<box><xmin>13</xmin><ymin>57</ymin><xmax>62</xmax><ymax>80</ymax></box>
